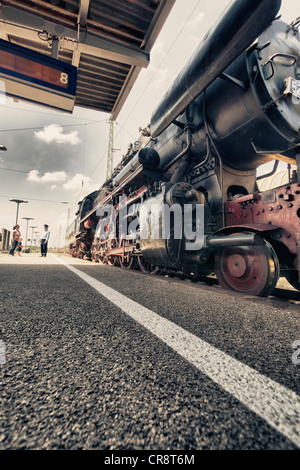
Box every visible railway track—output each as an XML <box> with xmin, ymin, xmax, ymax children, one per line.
<box><xmin>87</xmin><ymin>257</ymin><xmax>300</xmax><ymax>307</ymax></box>
<box><xmin>187</xmin><ymin>275</ymin><xmax>300</xmax><ymax>303</ymax></box>
<box><xmin>165</xmin><ymin>274</ymin><xmax>300</xmax><ymax>306</ymax></box>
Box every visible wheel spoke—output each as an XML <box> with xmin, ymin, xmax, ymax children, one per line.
<box><xmin>107</xmin><ymin>255</ymin><xmax>118</xmax><ymax>266</ymax></box>
<box><xmin>119</xmin><ymin>254</ymin><xmax>134</xmax><ymax>269</ymax></box>
<box><xmin>138</xmin><ymin>255</ymin><xmax>158</xmax><ymax>274</ymax></box>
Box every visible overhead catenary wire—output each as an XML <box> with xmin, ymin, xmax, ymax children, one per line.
<box><xmin>88</xmin><ymin>0</ymin><xmax>203</xmax><ymax>181</ymax></box>
<box><xmin>0</xmin><ymin>120</ymin><xmax>102</xmax><ymax>194</ymax></box>
<box><xmin>0</xmin><ymin>120</ymin><xmax>107</xmax><ymax>133</ymax></box>
<box><xmin>87</xmin><ymin>118</ymin><xmax>141</xmax><ymax>182</ymax></box>
<box><xmin>2</xmin><ymin>1</ymin><xmax>204</xmax><ymax>213</ymax></box>
<box><xmin>0</xmin><ymin>167</ymin><xmax>31</xmax><ymax>174</ymax></box>
<box><xmin>0</xmin><ymin>103</ymin><xmax>106</xmax><ymax>122</ymax></box>
<box><xmin>0</xmin><ymin>194</ymin><xmax>74</xmax><ymax>204</ymax></box>
<box><xmin>119</xmin><ymin>0</ymin><xmax>203</xmax><ymax>129</ymax></box>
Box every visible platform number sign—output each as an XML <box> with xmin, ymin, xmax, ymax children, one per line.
<box><xmin>0</xmin><ymin>39</ymin><xmax>77</xmax><ymax>112</ymax></box>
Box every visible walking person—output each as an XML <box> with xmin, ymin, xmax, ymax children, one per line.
<box><xmin>16</xmin><ymin>238</ymin><xmax>22</xmax><ymax>256</ymax></box>
<box><xmin>8</xmin><ymin>225</ymin><xmax>21</xmax><ymax>256</ymax></box>
<box><xmin>40</xmin><ymin>224</ymin><xmax>50</xmax><ymax>257</ymax></box>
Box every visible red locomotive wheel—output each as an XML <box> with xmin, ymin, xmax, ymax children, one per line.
<box><xmin>98</xmin><ymin>247</ymin><xmax>106</xmax><ymax>265</ymax></box>
<box><xmin>119</xmin><ymin>254</ymin><xmax>134</xmax><ymax>269</ymax></box>
<box><xmin>214</xmin><ymin>237</ymin><xmax>279</xmax><ymax>297</ymax></box>
<box><xmin>137</xmin><ymin>255</ymin><xmax>158</xmax><ymax>275</ymax></box>
<box><xmin>92</xmin><ymin>252</ymin><xmax>99</xmax><ymax>263</ymax></box>
<box><xmin>107</xmin><ymin>255</ymin><xmax>118</xmax><ymax>266</ymax></box>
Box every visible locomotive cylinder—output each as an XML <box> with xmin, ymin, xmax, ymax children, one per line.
<box><xmin>113</xmin><ymin>0</ymin><xmax>300</xmax><ymax>187</ymax></box>
<box><xmin>150</xmin><ymin>0</ymin><xmax>281</xmax><ymax>138</ymax></box>
<box><xmin>150</xmin><ymin>19</ymin><xmax>300</xmax><ymax>172</ymax></box>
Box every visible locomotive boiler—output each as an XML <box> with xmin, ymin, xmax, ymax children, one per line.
<box><xmin>67</xmin><ymin>0</ymin><xmax>300</xmax><ymax>297</ymax></box>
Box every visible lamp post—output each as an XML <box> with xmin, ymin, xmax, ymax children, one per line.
<box><xmin>9</xmin><ymin>199</ymin><xmax>28</xmax><ymax>225</ymax></box>
<box><xmin>22</xmin><ymin>217</ymin><xmax>34</xmax><ymax>249</ymax></box>
<box><xmin>34</xmin><ymin>232</ymin><xmax>39</xmax><ymax>246</ymax></box>
<box><xmin>29</xmin><ymin>226</ymin><xmax>37</xmax><ymax>247</ymax></box>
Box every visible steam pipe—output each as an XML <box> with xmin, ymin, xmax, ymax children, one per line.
<box><xmin>169</xmin><ymin>131</ymin><xmax>192</xmax><ymax>183</ymax></box>
<box><xmin>207</xmin><ymin>233</ymin><xmax>264</xmax><ymax>248</ymax></box>
<box><xmin>169</xmin><ymin>107</ymin><xmax>194</xmax><ymax>183</ymax></box>
<box><xmin>150</xmin><ymin>0</ymin><xmax>281</xmax><ymax>138</ymax></box>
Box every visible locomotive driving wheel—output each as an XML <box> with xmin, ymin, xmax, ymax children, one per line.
<box><xmin>106</xmin><ymin>240</ymin><xmax>118</xmax><ymax>266</ymax></box>
<box><xmin>98</xmin><ymin>246</ymin><xmax>106</xmax><ymax>265</ymax></box>
<box><xmin>137</xmin><ymin>255</ymin><xmax>158</xmax><ymax>275</ymax></box>
<box><xmin>118</xmin><ymin>238</ymin><xmax>135</xmax><ymax>269</ymax></box>
<box><xmin>214</xmin><ymin>236</ymin><xmax>279</xmax><ymax>297</ymax></box>
<box><xmin>119</xmin><ymin>253</ymin><xmax>134</xmax><ymax>269</ymax></box>
<box><xmin>107</xmin><ymin>255</ymin><xmax>118</xmax><ymax>266</ymax></box>
<box><xmin>92</xmin><ymin>252</ymin><xmax>99</xmax><ymax>263</ymax></box>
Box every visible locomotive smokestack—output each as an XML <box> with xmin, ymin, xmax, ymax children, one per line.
<box><xmin>150</xmin><ymin>0</ymin><xmax>281</xmax><ymax>138</ymax></box>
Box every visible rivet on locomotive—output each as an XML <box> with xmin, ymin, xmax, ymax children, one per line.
<box><xmin>67</xmin><ymin>0</ymin><xmax>300</xmax><ymax>297</ymax></box>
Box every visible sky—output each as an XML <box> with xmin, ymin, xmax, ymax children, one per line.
<box><xmin>0</xmin><ymin>0</ymin><xmax>299</xmax><ymax>248</ymax></box>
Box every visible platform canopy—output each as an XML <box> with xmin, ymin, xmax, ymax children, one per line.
<box><xmin>0</xmin><ymin>0</ymin><xmax>175</xmax><ymax>118</ymax></box>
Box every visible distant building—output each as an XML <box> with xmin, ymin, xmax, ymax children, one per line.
<box><xmin>0</xmin><ymin>228</ymin><xmax>11</xmax><ymax>251</ymax></box>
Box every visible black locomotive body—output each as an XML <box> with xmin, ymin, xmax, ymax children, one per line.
<box><xmin>67</xmin><ymin>0</ymin><xmax>300</xmax><ymax>297</ymax></box>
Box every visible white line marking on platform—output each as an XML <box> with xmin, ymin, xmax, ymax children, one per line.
<box><xmin>56</xmin><ymin>256</ymin><xmax>300</xmax><ymax>447</ymax></box>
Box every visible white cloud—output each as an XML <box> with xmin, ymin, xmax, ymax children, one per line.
<box><xmin>34</xmin><ymin>124</ymin><xmax>81</xmax><ymax>145</ymax></box>
<box><xmin>27</xmin><ymin>170</ymin><xmax>98</xmax><ymax>194</ymax></box>
<box><xmin>151</xmin><ymin>40</ymin><xmax>165</xmax><ymax>63</ymax></box>
<box><xmin>27</xmin><ymin>169</ymin><xmax>68</xmax><ymax>183</ymax></box>
<box><xmin>63</xmin><ymin>173</ymin><xmax>95</xmax><ymax>191</ymax></box>
<box><xmin>149</xmin><ymin>67</ymin><xmax>169</xmax><ymax>92</ymax></box>
<box><xmin>193</xmin><ymin>12</ymin><xmax>204</xmax><ymax>24</ymax></box>
<box><xmin>187</xmin><ymin>11</ymin><xmax>205</xmax><ymax>42</ymax></box>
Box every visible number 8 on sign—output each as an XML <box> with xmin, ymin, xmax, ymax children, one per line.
<box><xmin>60</xmin><ymin>72</ymin><xmax>68</xmax><ymax>85</ymax></box>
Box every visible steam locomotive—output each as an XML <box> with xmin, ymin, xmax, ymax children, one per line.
<box><xmin>67</xmin><ymin>0</ymin><xmax>300</xmax><ymax>297</ymax></box>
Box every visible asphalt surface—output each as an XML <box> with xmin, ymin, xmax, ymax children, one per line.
<box><xmin>0</xmin><ymin>254</ymin><xmax>299</xmax><ymax>451</ymax></box>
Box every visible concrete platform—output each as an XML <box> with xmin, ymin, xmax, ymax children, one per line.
<box><xmin>0</xmin><ymin>252</ymin><xmax>93</xmax><ymax>266</ymax></box>
<box><xmin>0</xmin><ymin>251</ymin><xmax>296</xmax><ymax>291</ymax></box>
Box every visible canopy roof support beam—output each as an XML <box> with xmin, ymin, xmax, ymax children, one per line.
<box><xmin>0</xmin><ymin>5</ymin><xmax>150</xmax><ymax>68</ymax></box>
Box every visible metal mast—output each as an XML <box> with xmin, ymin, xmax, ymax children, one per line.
<box><xmin>106</xmin><ymin>117</ymin><xmax>114</xmax><ymax>180</ymax></box>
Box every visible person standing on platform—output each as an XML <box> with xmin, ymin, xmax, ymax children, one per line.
<box><xmin>16</xmin><ymin>238</ymin><xmax>22</xmax><ymax>256</ymax></box>
<box><xmin>40</xmin><ymin>224</ymin><xmax>50</xmax><ymax>257</ymax></box>
<box><xmin>8</xmin><ymin>225</ymin><xmax>21</xmax><ymax>256</ymax></box>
